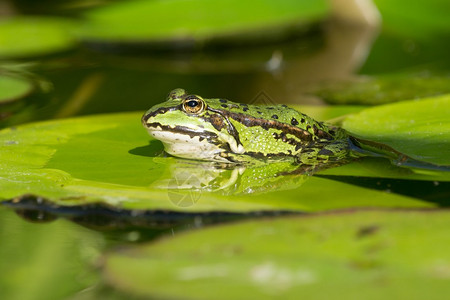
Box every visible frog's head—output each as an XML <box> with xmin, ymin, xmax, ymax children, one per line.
<box><xmin>142</xmin><ymin>88</ymin><xmax>244</xmax><ymax>162</ymax></box>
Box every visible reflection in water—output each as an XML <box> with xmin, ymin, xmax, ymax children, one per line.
<box><xmin>14</xmin><ymin>208</ymin><xmax>58</xmax><ymax>223</ymax></box>
<box><xmin>2</xmin><ymin>194</ymin><xmax>300</xmax><ymax>232</ymax></box>
<box><xmin>151</xmin><ymin>158</ymin><xmax>346</xmax><ymax>196</ymax></box>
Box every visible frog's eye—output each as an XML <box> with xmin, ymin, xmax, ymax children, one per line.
<box><xmin>182</xmin><ymin>95</ymin><xmax>205</xmax><ymax>114</ymax></box>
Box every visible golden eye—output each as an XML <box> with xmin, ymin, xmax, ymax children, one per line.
<box><xmin>182</xmin><ymin>95</ymin><xmax>205</xmax><ymax>114</ymax></box>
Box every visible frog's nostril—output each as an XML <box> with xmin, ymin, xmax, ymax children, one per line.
<box><xmin>168</xmin><ymin>88</ymin><xmax>187</xmax><ymax>100</ymax></box>
<box><xmin>141</xmin><ymin>112</ymin><xmax>150</xmax><ymax>125</ymax></box>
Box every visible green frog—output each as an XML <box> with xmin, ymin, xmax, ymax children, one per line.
<box><xmin>142</xmin><ymin>88</ymin><xmax>354</xmax><ymax>167</ymax></box>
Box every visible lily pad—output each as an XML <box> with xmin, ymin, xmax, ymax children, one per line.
<box><xmin>78</xmin><ymin>0</ymin><xmax>328</xmax><ymax>48</ymax></box>
<box><xmin>0</xmin><ymin>74</ymin><xmax>34</xmax><ymax>104</ymax></box>
<box><xmin>0</xmin><ymin>110</ymin><xmax>433</xmax><ymax>214</ymax></box>
<box><xmin>0</xmin><ymin>17</ymin><xmax>77</xmax><ymax>59</ymax></box>
<box><xmin>102</xmin><ymin>210</ymin><xmax>450</xmax><ymax>300</ymax></box>
<box><xmin>313</xmin><ymin>75</ymin><xmax>450</xmax><ymax>105</ymax></box>
<box><xmin>361</xmin><ymin>0</ymin><xmax>450</xmax><ymax>74</ymax></box>
<box><xmin>343</xmin><ymin>94</ymin><xmax>450</xmax><ymax>166</ymax></box>
<box><xmin>374</xmin><ymin>0</ymin><xmax>450</xmax><ymax>38</ymax></box>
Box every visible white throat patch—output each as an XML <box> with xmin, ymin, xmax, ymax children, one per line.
<box><xmin>148</xmin><ymin>129</ymin><xmax>229</xmax><ymax>162</ymax></box>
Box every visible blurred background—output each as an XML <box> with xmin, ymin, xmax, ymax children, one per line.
<box><xmin>0</xmin><ymin>0</ymin><xmax>449</xmax><ymax>128</ymax></box>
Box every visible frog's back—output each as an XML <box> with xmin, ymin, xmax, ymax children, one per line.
<box><xmin>202</xmin><ymin>97</ymin><xmax>349</xmax><ymax>164</ymax></box>
<box><xmin>206</xmin><ymin>98</ymin><xmax>344</xmax><ymax>142</ymax></box>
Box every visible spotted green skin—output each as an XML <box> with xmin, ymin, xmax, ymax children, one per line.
<box><xmin>142</xmin><ymin>89</ymin><xmax>351</xmax><ymax>165</ymax></box>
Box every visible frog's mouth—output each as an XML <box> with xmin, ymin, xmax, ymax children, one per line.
<box><xmin>145</xmin><ymin>122</ymin><xmax>218</xmax><ymax>140</ymax></box>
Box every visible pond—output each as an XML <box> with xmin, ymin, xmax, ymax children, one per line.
<box><xmin>1</xmin><ymin>0</ymin><xmax>450</xmax><ymax>299</ymax></box>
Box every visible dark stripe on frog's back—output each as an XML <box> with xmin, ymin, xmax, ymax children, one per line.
<box><xmin>207</xmin><ymin>104</ymin><xmax>335</xmax><ymax>142</ymax></box>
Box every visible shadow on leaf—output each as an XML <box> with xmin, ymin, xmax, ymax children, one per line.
<box><xmin>128</xmin><ymin>140</ymin><xmax>164</xmax><ymax>158</ymax></box>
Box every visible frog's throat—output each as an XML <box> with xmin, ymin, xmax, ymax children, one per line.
<box><xmin>145</xmin><ymin>122</ymin><xmax>228</xmax><ymax>162</ymax></box>
<box><xmin>145</xmin><ymin>121</ymin><xmax>245</xmax><ymax>162</ymax></box>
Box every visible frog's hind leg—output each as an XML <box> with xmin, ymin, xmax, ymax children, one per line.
<box><xmin>296</xmin><ymin>139</ymin><xmax>354</xmax><ymax>167</ymax></box>
<box><xmin>349</xmin><ymin>136</ymin><xmax>450</xmax><ymax>171</ymax></box>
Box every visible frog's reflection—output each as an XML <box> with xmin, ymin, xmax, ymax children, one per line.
<box><xmin>151</xmin><ymin>158</ymin><xmax>339</xmax><ymax>196</ymax></box>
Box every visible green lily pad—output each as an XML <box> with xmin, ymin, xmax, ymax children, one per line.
<box><xmin>343</xmin><ymin>94</ymin><xmax>450</xmax><ymax>166</ymax></box>
<box><xmin>0</xmin><ymin>74</ymin><xmax>34</xmax><ymax>104</ymax></box>
<box><xmin>0</xmin><ymin>110</ymin><xmax>433</xmax><ymax>213</ymax></box>
<box><xmin>0</xmin><ymin>17</ymin><xmax>77</xmax><ymax>59</ymax></box>
<box><xmin>360</xmin><ymin>0</ymin><xmax>450</xmax><ymax>74</ymax></box>
<box><xmin>78</xmin><ymin>0</ymin><xmax>328</xmax><ymax>47</ymax></box>
<box><xmin>374</xmin><ymin>0</ymin><xmax>450</xmax><ymax>38</ymax></box>
<box><xmin>313</xmin><ymin>75</ymin><xmax>450</xmax><ymax>105</ymax></box>
<box><xmin>102</xmin><ymin>210</ymin><xmax>450</xmax><ymax>300</ymax></box>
